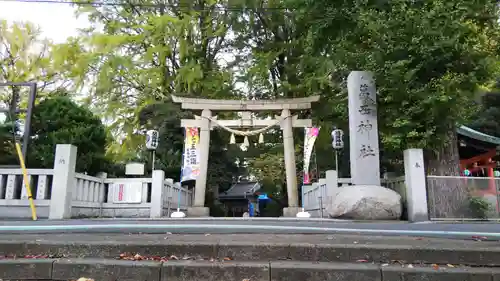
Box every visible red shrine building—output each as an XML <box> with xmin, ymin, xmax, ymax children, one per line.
<box><xmin>457</xmin><ymin>126</ymin><xmax>500</xmax><ymax>211</ymax></box>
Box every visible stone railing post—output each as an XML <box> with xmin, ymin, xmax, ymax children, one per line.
<box><xmin>404</xmin><ymin>149</ymin><xmax>429</xmax><ymax>222</ymax></box>
<box><xmin>49</xmin><ymin>144</ymin><xmax>77</xmax><ymax>220</ymax></box>
<box><xmin>318</xmin><ymin>178</ymin><xmax>326</xmax><ymax>217</ymax></box>
<box><xmin>325</xmin><ymin>170</ymin><xmax>338</xmax><ymax>206</ymax></box>
<box><xmin>164</xmin><ymin>178</ymin><xmax>174</xmax><ymax>216</ymax></box>
<box><xmin>150</xmin><ymin>170</ymin><xmax>165</xmax><ymax>218</ymax></box>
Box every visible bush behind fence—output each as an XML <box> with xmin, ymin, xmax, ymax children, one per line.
<box><xmin>427</xmin><ymin>176</ymin><xmax>500</xmax><ymax>219</ymax></box>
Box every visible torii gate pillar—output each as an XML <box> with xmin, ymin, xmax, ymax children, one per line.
<box><xmin>280</xmin><ymin>108</ymin><xmax>300</xmax><ymax>217</ymax></box>
<box><xmin>191</xmin><ymin>109</ymin><xmax>212</xmax><ymax>217</ymax></box>
<box><xmin>172</xmin><ymin>95</ymin><xmax>319</xmax><ymax>217</ymax></box>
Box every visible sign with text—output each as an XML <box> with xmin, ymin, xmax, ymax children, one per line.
<box><xmin>181</xmin><ymin>127</ymin><xmax>201</xmax><ymax>182</ymax></box>
<box><xmin>303</xmin><ymin>127</ymin><xmax>320</xmax><ymax>184</ymax></box>
<box><xmin>111</xmin><ymin>182</ymin><xmax>143</xmax><ymax>203</ymax></box>
<box><xmin>347</xmin><ymin>71</ymin><xmax>381</xmax><ymax>186</ymax></box>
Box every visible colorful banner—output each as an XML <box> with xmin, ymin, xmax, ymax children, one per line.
<box><xmin>181</xmin><ymin>127</ymin><xmax>201</xmax><ymax>182</ymax></box>
<box><xmin>303</xmin><ymin>127</ymin><xmax>320</xmax><ymax>184</ymax></box>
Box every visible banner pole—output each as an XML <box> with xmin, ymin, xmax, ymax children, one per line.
<box><xmin>301</xmin><ymin>185</ymin><xmax>305</xmax><ymax>211</ymax></box>
<box><xmin>335</xmin><ymin>150</ymin><xmax>339</xmax><ymax>176</ymax></box>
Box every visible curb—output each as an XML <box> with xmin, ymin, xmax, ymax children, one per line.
<box><xmin>1</xmin><ymin>259</ymin><xmax>500</xmax><ymax>281</ymax></box>
<box><xmin>1</xmin><ymin>240</ymin><xmax>500</xmax><ymax>266</ymax></box>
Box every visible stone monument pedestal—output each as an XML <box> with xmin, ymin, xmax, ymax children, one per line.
<box><xmin>282</xmin><ymin>207</ymin><xmax>301</xmax><ymax>217</ymax></box>
<box><xmin>187</xmin><ymin>206</ymin><xmax>210</xmax><ymax>217</ymax></box>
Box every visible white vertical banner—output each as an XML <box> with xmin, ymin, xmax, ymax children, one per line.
<box><xmin>303</xmin><ymin>127</ymin><xmax>320</xmax><ymax>184</ymax></box>
<box><xmin>181</xmin><ymin>127</ymin><xmax>201</xmax><ymax>182</ymax></box>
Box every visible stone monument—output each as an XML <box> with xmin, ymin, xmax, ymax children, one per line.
<box><xmin>347</xmin><ymin>71</ymin><xmax>381</xmax><ymax>185</ymax></box>
<box><xmin>171</xmin><ymin>95</ymin><xmax>319</xmax><ymax>217</ymax></box>
<box><xmin>326</xmin><ymin>71</ymin><xmax>402</xmax><ymax>220</ymax></box>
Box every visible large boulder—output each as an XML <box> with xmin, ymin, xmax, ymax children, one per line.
<box><xmin>326</xmin><ymin>185</ymin><xmax>402</xmax><ymax>220</ymax></box>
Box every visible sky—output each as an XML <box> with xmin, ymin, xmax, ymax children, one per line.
<box><xmin>0</xmin><ymin>1</ymin><xmax>89</xmax><ymax>43</ymax></box>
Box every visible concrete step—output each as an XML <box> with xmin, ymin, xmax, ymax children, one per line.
<box><xmin>0</xmin><ymin>258</ymin><xmax>499</xmax><ymax>281</ymax></box>
<box><xmin>1</xmin><ymin>233</ymin><xmax>500</xmax><ymax>266</ymax></box>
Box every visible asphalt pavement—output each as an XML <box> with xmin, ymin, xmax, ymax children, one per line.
<box><xmin>0</xmin><ymin>218</ymin><xmax>498</xmax><ymax>240</ymax></box>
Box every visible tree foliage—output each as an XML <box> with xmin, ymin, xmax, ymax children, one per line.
<box><xmin>62</xmin><ymin>0</ymin><xmax>500</xmax><ymax>216</ymax></box>
<box><xmin>75</xmin><ymin>0</ymin><xmax>241</xmax><ymax>160</ymax></box>
<box><xmin>292</xmin><ymin>0</ymin><xmax>500</xmax><ymax>216</ymax></box>
<box><xmin>294</xmin><ymin>0</ymin><xmax>500</xmax><ymax>164</ymax></box>
<box><xmin>27</xmin><ymin>96</ymin><xmax>109</xmax><ymax>175</ymax></box>
<box><xmin>0</xmin><ymin>19</ymin><xmax>85</xmax><ymax>167</ymax></box>
<box><xmin>0</xmin><ymin>20</ymin><xmax>84</xmax><ymax>104</ymax></box>
<box><xmin>73</xmin><ymin>0</ymin><xmax>248</xmax><ymax>198</ymax></box>
<box><xmin>469</xmin><ymin>82</ymin><xmax>500</xmax><ymax>137</ymax></box>
<box><xmin>0</xmin><ymin>120</ymin><xmax>17</xmax><ymax>166</ymax></box>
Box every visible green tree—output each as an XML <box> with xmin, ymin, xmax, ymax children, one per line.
<box><xmin>73</xmin><ymin>0</ymin><xmax>246</xmax><ymax>202</ymax></box>
<box><xmin>0</xmin><ymin>19</ymin><xmax>86</xmax><ymax>165</ymax></box>
<box><xmin>230</xmin><ymin>0</ymin><xmax>342</xmax><ymax>200</ymax></box>
<box><xmin>74</xmin><ymin>0</ymin><xmax>241</xmax><ymax>160</ymax></box>
<box><xmin>0</xmin><ymin>119</ymin><xmax>17</xmax><ymax>166</ymax></box>
<box><xmin>469</xmin><ymin>81</ymin><xmax>500</xmax><ymax>137</ymax></box>
<box><xmin>27</xmin><ymin>96</ymin><xmax>109</xmax><ymax>175</ymax></box>
<box><xmin>292</xmin><ymin>0</ymin><xmax>500</xmax><ymax>216</ymax></box>
<box><xmin>0</xmin><ymin>20</ymin><xmax>83</xmax><ymax>104</ymax></box>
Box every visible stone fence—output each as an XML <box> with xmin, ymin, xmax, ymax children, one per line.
<box><xmin>302</xmin><ymin>148</ymin><xmax>429</xmax><ymax>221</ymax></box>
<box><xmin>302</xmin><ymin>174</ymin><xmax>406</xmax><ymax>218</ymax></box>
<box><xmin>0</xmin><ymin>144</ymin><xmax>193</xmax><ymax>219</ymax></box>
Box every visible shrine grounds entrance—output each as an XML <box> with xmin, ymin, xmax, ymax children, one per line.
<box><xmin>172</xmin><ymin>95</ymin><xmax>319</xmax><ymax>217</ymax></box>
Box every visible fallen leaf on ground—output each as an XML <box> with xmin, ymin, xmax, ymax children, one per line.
<box><xmin>472</xmin><ymin>236</ymin><xmax>488</xmax><ymax>241</ymax></box>
<box><xmin>223</xmin><ymin>257</ymin><xmax>232</xmax><ymax>261</ymax></box>
<box><xmin>356</xmin><ymin>259</ymin><xmax>368</xmax><ymax>263</ymax></box>
<box><xmin>118</xmin><ymin>253</ymin><xmax>169</xmax><ymax>262</ymax></box>
<box><xmin>447</xmin><ymin>264</ymin><xmax>455</xmax><ymax>268</ymax></box>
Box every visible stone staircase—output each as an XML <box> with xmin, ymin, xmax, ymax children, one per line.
<box><xmin>0</xmin><ymin>233</ymin><xmax>499</xmax><ymax>281</ymax></box>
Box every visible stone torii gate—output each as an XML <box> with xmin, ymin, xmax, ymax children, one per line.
<box><xmin>172</xmin><ymin>95</ymin><xmax>320</xmax><ymax>217</ymax></box>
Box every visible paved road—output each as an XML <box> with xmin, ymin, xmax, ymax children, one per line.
<box><xmin>0</xmin><ymin>218</ymin><xmax>498</xmax><ymax>240</ymax></box>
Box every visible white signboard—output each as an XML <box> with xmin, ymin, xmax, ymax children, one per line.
<box><xmin>125</xmin><ymin>163</ymin><xmax>145</xmax><ymax>175</ymax></box>
<box><xmin>111</xmin><ymin>182</ymin><xmax>143</xmax><ymax>203</ymax></box>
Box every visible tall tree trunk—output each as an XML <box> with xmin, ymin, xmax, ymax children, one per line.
<box><xmin>425</xmin><ymin>123</ymin><xmax>469</xmax><ymax>218</ymax></box>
